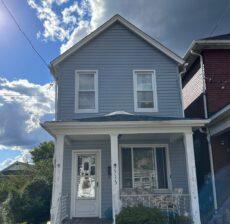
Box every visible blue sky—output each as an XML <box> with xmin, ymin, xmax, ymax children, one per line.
<box><xmin>0</xmin><ymin>0</ymin><xmax>229</xmax><ymax>170</ymax></box>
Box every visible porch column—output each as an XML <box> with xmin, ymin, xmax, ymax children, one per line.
<box><xmin>184</xmin><ymin>132</ymin><xmax>201</xmax><ymax>224</ymax></box>
<box><xmin>51</xmin><ymin>134</ymin><xmax>65</xmax><ymax>224</ymax></box>
<box><xmin>110</xmin><ymin>133</ymin><xmax>121</xmax><ymax>223</ymax></box>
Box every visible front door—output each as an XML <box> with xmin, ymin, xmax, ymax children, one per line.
<box><xmin>73</xmin><ymin>151</ymin><xmax>100</xmax><ymax>217</ymax></box>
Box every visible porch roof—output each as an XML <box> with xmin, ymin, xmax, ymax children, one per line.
<box><xmin>54</xmin><ymin>114</ymin><xmax>196</xmax><ymax>122</ymax></box>
<box><xmin>41</xmin><ymin>114</ymin><xmax>208</xmax><ymax>137</ymax></box>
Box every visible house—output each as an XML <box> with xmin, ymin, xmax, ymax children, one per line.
<box><xmin>182</xmin><ymin>34</ymin><xmax>230</xmax><ymax>222</ymax></box>
<box><xmin>41</xmin><ymin>15</ymin><xmax>207</xmax><ymax>224</ymax></box>
<box><xmin>1</xmin><ymin>161</ymin><xmax>32</xmax><ymax>175</ymax></box>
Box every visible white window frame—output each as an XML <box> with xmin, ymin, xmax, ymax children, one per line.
<box><xmin>133</xmin><ymin>70</ymin><xmax>158</xmax><ymax>112</ymax></box>
<box><xmin>75</xmin><ymin>70</ymin><xmax>98</xmax><ymax>113</ymax></box>
<box><xmin>119</xmin><ymin>144</ymin><xmax>172</xmax><ymax>191</ymax></box>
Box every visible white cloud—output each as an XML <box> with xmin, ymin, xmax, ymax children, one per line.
<box><xmin>60</xmin><ymin>19</ymin><xmax>90</xmax><ymax>53</ymax></box>
<box><xmin>0</xmin><ymin>77</ymin><xmax>54</xmax><ymax>132</ymax></box>
<box><xmin>27</xmin><ymin>0</ymin><xmax>91</xmax><ymax>42</ymax></box>
<box><xmin>28</xmin><ymin>0</ymin><xmax>70</xmax><ymax>41</ymax></box>
<box><xmin>0</xmin><ymin>77</ymin><xmax>54</xmax><ymax>148</ymax></box>
<box><xmin>28</xmin><ymin>0</ymin><xmax>230</xmax><ymax>56</ymax></box>
<box><xmin>0</xmin><ymin>77</ymin><xmax>54</xmax><ymax>170</ymax></box>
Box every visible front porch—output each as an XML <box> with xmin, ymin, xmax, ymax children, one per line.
<box><xmin>42</xmin><ymin>118</ymin><xmax>206</xmax><ymax>224</ymax></box>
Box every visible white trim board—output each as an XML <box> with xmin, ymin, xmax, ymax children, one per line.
<box><xmin>50</xmin><ymin>14</ymin><xmax>184</xmax><ymax>72</ymax></box>
<box><xmin>41</xmin><ymin>119</ymin><xmax>208</xmax><ymax>137</ymax></box>
<box><xmin>71</xmin><ymin>149</ymin><xmax>102</xmax><ymax>219</ymax></box>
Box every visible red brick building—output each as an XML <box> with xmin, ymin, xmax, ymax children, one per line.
<box><xmin>182</xmin><ymin>34</ymin><xmax>230</xmax><ymax>222</ymax></box>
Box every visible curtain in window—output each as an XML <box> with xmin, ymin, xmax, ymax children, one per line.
<box><xmin>121</xmin><ymin>147</ymin><xmax>168</xmax><ymax>189</ymax></box>
<box><xmin>78</xmin><ymin>73</ymin><xmax>95</xmax><ymax>109</ymax></box>
<box><xmin>136</xmin><ymin>73</ymin><xmax>154</xmax><ymax>108</ymax></box>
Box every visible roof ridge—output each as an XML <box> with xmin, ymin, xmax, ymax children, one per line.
<box><xmin>50</xmin><ymin>14</ymin><xmax>184</xmax><ymax>72</ymax></box>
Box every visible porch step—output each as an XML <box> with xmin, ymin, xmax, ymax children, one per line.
<box><xmin>70</xmin><ymin>218</ymin><xmax>112</xmax><ymax>224</ymax></box>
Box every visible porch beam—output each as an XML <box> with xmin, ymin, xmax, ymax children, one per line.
<box><xmin>184</xmin><ymin>132</ymin><xmax>201</xmax><ymax>224</ymax></box>
<box><xmin>51</xmin><ymin>126</ymin><xmax>193</xmax><ymax>136</ymax></box>
<box><xmin>51</xmin><ymin>134</ymin><xmax>65</xmax><ymax>224</ymax></box>
<box><xmin>110</xmin><ymin>134</ymin><xmax>121</xmax><ymax>224</ymax></box>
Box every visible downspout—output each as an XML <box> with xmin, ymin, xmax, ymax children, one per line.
<box><xmin>179</xmin><ymin>63</ymin><xmax>188</xmax><ymax>117</ymax></box>
<box><xmin>191</xmin><ymin>51</ymin><xmax>218</xmax><ymax>211</ymax></box>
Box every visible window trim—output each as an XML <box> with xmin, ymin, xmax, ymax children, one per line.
<box><xmin>75</xmin><ymin>70</ymin><xmax>98</xmax><ymax>113</ymax></box>
<box><xmin>119</xmin><ymin>144</ymin><xmax>172</xmax><ymax>191</ymax></box>
<box><xmin>133</xmin><ymin>70</ymin><xmax>158</xmax><ymax>112</ymax></box>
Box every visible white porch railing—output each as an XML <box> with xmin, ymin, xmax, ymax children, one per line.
<box><xmin>120</xmin><ymin>189</ymin><xmax>191</xmax><ymax>217</ymax></box>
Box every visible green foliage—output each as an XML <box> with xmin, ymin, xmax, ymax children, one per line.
<box><xmin>116</xmin><ymin>206</ymin><xmax>166</xmax><ymax>224</ymax></box>
<box><xmin>21</xmin><ymin>178</ymin><xmax>52</xmax><ymax>224</ymax></box>
<box><xmin>31</xmin><ymin>141</ymin><xmax>54</xmax><ymax>184</ymax></box>
<box><xmin>116</xmin><ymin>207</ymin><xmax>191</xmax><ymax>224</ymax></box>
<box><xmin>4</xmin><ymin>190</ymin><xmax>24</xmax><ymax>223</ymax></box>
<box><xmin>3</xmin><ymin>178</ymin><xmax>52</xmax><ymax>224</ymax></box>
<box><xmin>31</xmin><ymin>141</ymin><xmax>54</xmax><ymax>164</ymax></box>
<box><xmin>0</xmin><ymin>174</ymin><xmax>30</xmax><ymax>203</ymax></box>
<box><xmin>0</xmin><ymin>141</ymin><xmax>54</xmax><ymax>224</ymax></box>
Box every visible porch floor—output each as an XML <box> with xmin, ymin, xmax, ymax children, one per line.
<box><xmin>70</xmin><ymin>218</ymin><xmax>112</xmax><ymax>224</ymax></box>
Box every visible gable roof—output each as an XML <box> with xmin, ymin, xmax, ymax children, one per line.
<box><xmin>183</xmin><ymin>33</ymin><xmax>230</xmax><ymax>70</ymax></box>
<box><xmin>200</xmin><ymin>33</ymin><xmax>230</xmax><ymax>41</ymax></box>
<box><xmin>1</xmin><ymin>161</ymin><xmax>32</xmax><ymax>173</ymax></box>
<box><xmin>50</xmin><ymin>14</ymin><xmax>184</xmax><ymax>73</ymax></box>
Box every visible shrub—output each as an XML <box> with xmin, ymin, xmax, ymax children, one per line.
<box><xmin>21</xmin><ymin>178</ymin><xmax>52</xmax><ymax>224</ymax></box>
<box><xmin>4</xmin><ymin>178</ymin><xmax>52</xmax><ymax>224</ymax></box>
<box><xmin>116</xmin><ymin>207</ymin><xmax>191</xmax><ymax>224</ymax></box>
<box><xmin>116</xmin><ymin>206</ymin><xmax>166</xmax><ymax>224</ymax></box>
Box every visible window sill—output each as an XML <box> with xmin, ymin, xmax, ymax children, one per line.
<box><xmin>134</xmin><ymin>108</ymin><xmax>158</xmax><ymax>113</ymax></box>
<box><xmin>75</xmin><ymin>109</ymin><xmax>98</xmax><ymax>113</ymax></box>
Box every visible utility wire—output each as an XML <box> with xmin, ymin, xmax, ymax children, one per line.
<box><xmin>209</xmin><ymin>3</ymin><xmax>230</xmax><ymax>36</ymax></box>
<box><xmin>0</xmin><ymin>0</ymin><xmax>49</xmax><ymax>68</ymax></box>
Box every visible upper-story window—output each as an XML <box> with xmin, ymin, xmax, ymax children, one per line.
<box><xmin>75</xmin><ymin>70</ymin><xmax>98</xmax><ymax>113</ymax></box>
<box><xmin>133</xmin><ymin>70</ymin><xmax>158</xmax><ymax>112</ymax></box>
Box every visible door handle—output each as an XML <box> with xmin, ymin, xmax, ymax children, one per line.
<box><xmin>96</xmin><ymin>182</ymin><xmax>99</xmax><ymax>187</ymax></box>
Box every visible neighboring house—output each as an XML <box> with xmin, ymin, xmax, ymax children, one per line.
<box><xmin>182</xmin><ymin>34</ymin><xmax>230</xmax><ymax>222</ymax></box>
<box><xmin>42</xmin><ymin>15</ymin><xmax>207</xmax><ymax>224</ymax></box>
<box><xmin>1</xmin><ymin>161</ymin><xmax>32</xmax><ymax>175</ymax></box>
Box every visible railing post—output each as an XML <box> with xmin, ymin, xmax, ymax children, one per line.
<box><xmin>51</xmin><ymin>134</ymin><xmax>64</xmax><ymax>224</ymax></box>
<box><xmin>110</xmin><ymin>133</ymin><xmax>121</xmax><ymax>224</ymax></box>
<box><xmin>184</xmin><ymin>132</ymin><xmax>201</xmax><ymax>224</ymax></box>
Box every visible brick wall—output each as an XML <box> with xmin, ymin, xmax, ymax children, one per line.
<box><xmin>203</xmin><ymin>49</ymin><xmax>230</xmax><ymax>115</ymax></box>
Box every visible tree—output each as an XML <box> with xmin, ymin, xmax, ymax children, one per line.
<box><xmin>31</xmin><ymin>141</ymin><xmax>54</xmax><ymax>163</ymax></box>
<box><xmin>21</xmin><ymin>178</ymin><xmax>52</xmax><ymax>224</ymax></box>
<box><xmin>1</xmin><ymin>141</ymin><xmax>54</xmax><ymax>223</ymax></box>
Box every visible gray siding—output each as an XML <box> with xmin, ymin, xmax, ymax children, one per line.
<box><xmin>62</xmin><ymin>134</ymin><xmax>188</xmax><ymax>218</ymax></box>
<box><xmin>169</xmin><ymin>137</ymin><xmax>189</xmax><ymax>193</ymax></box>
<box><xmin>57</xmin><ymin>22</ymin><xmax>183</xmax><ymax>120</ymax></box>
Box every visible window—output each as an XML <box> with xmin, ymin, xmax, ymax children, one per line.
<box><xmin>121</xmin><ymin>146</ymin><xmax>169</xmax><ymax>190</ymax></box>
<box><xmin>133</xmin><ymin>70</ymin><xmax>158</xmax><ymax>112</ymax></box>
<box><xmin>75</xmin><ymin>70</ymin><xmax>98</xmax><ymax>113</ymax></box>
